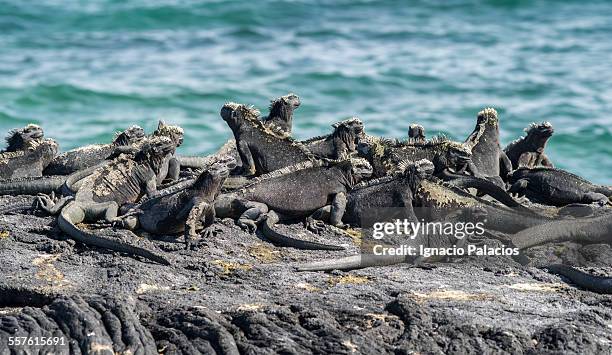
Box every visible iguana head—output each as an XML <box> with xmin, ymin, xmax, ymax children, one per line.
<box><xmin>221</xmin><ymin>102</ymin><xmax>261</xmax><ymax>126</ymax></box>
<box><xmin>269</xmin><ymin>93</ymin><xmax>300</xmax><ymax>114</ymax></box>
<box><xmin>136</xmin><ymin>136</ymin><xmax>176</xmax><ymax>171</ymax></box>
<box><xmin>395</xmin><ymin>159</ymin><xmax>435</xmax><ymax>191</ymax></box>
<box><xmin>408</xmin><ymin>124</ymin><xmax>425</xmax><ymax>140</ymax></box>
<box><xmin>331</xmin><ymin>117</ymin><xmax>365</xmax><ymax>151</ymax></box>
<box><xmin>465</xmin><ymin>107</ymin><xmax>500</xmax><ymax>149</ymax></box>
<box><xmin>113</xmin><ymin>125</ymin><xmax>145</xmax><ymax>146</ymax></box>
<box><xmin>476</xmin><ymin>108</ymin><xmax>499</xmax><ymax>126</ymax></box>
<box><xmin>524</xmin><ymin>121</ymin><xmax>554</xmax><ymax>152</ymax></box>
<box><xmin>348</xmin><ymin>157</ymin><xmax>373</xmax><ymax>182</ymax></box>
<box><xmin>5</xmin><ymin>124</ymin><xmax>44</xmax><ymax>151</ymax></box>
<box><xmin>194</xmin><ymin>157</ymin><xmax>234</xmax><ymax>195</ymax></box>
<box><xmin>438</xmin><ymin>142</ymin><xmax>473</xmax><ymax>172</ymax></box>
<box><xmin>154</xmin><ymin>121</ymin><xmax>184</xmax><ymax>147</ymax></box>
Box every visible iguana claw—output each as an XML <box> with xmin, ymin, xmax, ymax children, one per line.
<box><xmin>305</xmin><ymin>217</ymin><xmax>326</xmax><ymax>234</ymax></box>
<box><xmin>237</xmin><ymin>219</ymin><xmax>257</xmax><ymax>233</ymax></box>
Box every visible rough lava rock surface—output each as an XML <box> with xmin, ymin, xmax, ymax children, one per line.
<box><xmin>0</xmin><ymin>194</ymin><xmax>611</xmax><ymax>354</ymax></box>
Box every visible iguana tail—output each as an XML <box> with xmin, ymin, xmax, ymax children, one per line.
<box><xmin>58</xmin><ymin>204</ymin><xmax>170</xmax><ymax>265</ymax></box>
<box><xmin>176</xmin><ymin>155</ymin><xmax>217</xmax><ymax>169</ymax></box>
<box><xmin>261</xmin><ymin>213</ymin><xmax>345</xmax><ymax>251</ymax></box>
<box><xmin>0</xmin><ymin>176</ymin><xmax>66</xmax><ymax>196</ymax></box>
<box><xmin>545</xmin><ymin>264</ymin><xmax>612</xmax><ymax>294</ymax></box>
<box><xmin>509</xmin><ymin>213</ymin><xmax>612</xmax><ymax>250</ymax></box>
<box><xmin>449</xmin><ymin>175</ymin><xmax>538</xmax><ymax>216</ymax></box>
<box><xmin>62</xmin><ymin>161</ymin><xmax>110</xmax><ymax>195</ymax></box>
<box><xmin>295</xmin><ymin>254</ymin><xmax>406</xmax><ymax>272</ymax></box>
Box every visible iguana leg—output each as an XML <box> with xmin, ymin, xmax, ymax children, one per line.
<box><xmin>235</xmin><ymin>140</ymin><xmax>256</xmax><ymax>176</ymax></box>
<box><xmin>582</xmin><ymin>192</ymin><xmax>609</xmax><ymax>206</ymax></box>
<box><xmin>237</xmin><ymin>200</ymin><xmax>268</xmax><ymax>233</ymax></box>
<box><xmin>167</xmin><ymin>156</ymin><xmax>180</xmax><ymax>182</ymax></box>
<box><xmin>538</xmin><ymin>154</ymin><xmax>554</xmax><ymax>168</ymax></box>
<box><xmin>200</xmin><ymin>208</ymin><xmax>217</xmax><ymax>238</ymax></box>
<box><xmin>184</xmin><ymin>198</ymin><xmax>212</xmax><ymax>248</ymax></box>
<box><xmin>509</xmin><ymin>179</ymin><xmax>529</xmax><ymax>194</ymax></box>
<box><xmin>500</xmin><ymin>151</ymin><xmax>512</xmax><ymax>175</ymax></box>
<box><xmin>468</xmin><ymin>162</ymin><xmax>483</xmax><ymax>178</ymax></box>
<box><xmin>517</xmin><ymin>153</ymin><xmax>534</xmax><ymax>169</ymax></box>
<box><xmin>398</xmin><ymin>190</ymin><xmax>419</xmax><ymax>223</ymax></box>
<box><xmin>329</xmin><ymin>192</ymin><xmax>347</xmax><ymax>228</ymax></box>
<box><xmin>310</xmin><ymin>206</ymin><xmax>331</xmax><ymax>221</ymax></box>
<box><xmin>143</xmin><ymin>176</ymin><xmax>158</xmax><ymax>197</ymax></box>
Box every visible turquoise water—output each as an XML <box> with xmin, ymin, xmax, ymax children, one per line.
<box><xmin>1</xmin><ymin>0</ymin><xmax>611</xmax><ymax>183</ymax></box>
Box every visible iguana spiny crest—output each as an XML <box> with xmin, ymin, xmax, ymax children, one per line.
<box><xmin>236</xmin><ymin>156</ymin><xmax>372</xmax><ymax>193</ymax></box>
<box><xmin>525</xmin><ymin>121</ymin><xmax>553</xmax><ymax>134</ymax></box>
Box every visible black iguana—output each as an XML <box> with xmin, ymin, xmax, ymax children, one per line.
<box><xmin>151</xmin><ymin>120</ymin><xmax>184</xmax><ymax>184</ymax></box>
<box><xmin>507</xmin><ymin>213</ymin><xmax>612</xmax><ymax>294</ymax></box>
<box><xmin>310</xmin><ymin>159</ymin><xmax>524</xmax><ymax>227</ymax></box>
<box><xmin>261</xmin><ymin>93</ymin><xmax>301</xmax><ymax>134</ymax></box>
<box><xmin>508</xmin><ymin>167</ymin><xmax>612</xmax><ymax>206</ymax></box>
<box><xmin>464</xmin><ymin>107</ymin><xmax>512</xmax><ymax>187</ymax></box>
<box><xmin>504</xmin><ymin>121</ymin><xmax>554</xmax><ymax>171</ymax></box>
<box><xmin>221</xmin><ymin>102</ymin><xmax>316</xmax><ymax>176</ymax></box>
<box><xmin>177</xmin><ymin>93</ymin><xmax>301</xmax><ymax>170</ymax></box>
<box><xmin>214</xmin><ymin>157</ymin><xmax>373</xmax><ymax>250</ymax></box>
<box><xmin>408</xmin><ymin>123</ymin><xmax>425</xmax><ymax>141</ymax></box>
<box><xmin>357</xmin><ymin>135</ymin><xmax>479</xmax><ymax>180</ymax></box>
<box><xmin>117</xmin><ymin>158</ymin><xmax>232</xmax><ymax>248</ymax></box>
<box><xmin>302</xmin><ymin>117</ymin><xmax>365</xmax><ymax>159</ymax></box>
<box><xmin>35</xmin><ymin>136</ymin><xmax>177</xmax><ymax>264</ymax></box>
<box><xmin>43</xmin><ymin>125</ymin><xmax>145</xmax><ymax>175</ymax></box>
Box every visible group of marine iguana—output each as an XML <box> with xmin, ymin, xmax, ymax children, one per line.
<box><xmin>0</xmin><ymin>93</ymin><xmax>611</xmax><ymax>294</ymax></box>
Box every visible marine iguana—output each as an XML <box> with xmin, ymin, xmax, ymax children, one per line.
<box><xmin>504</xmin><ymin>122</ymin><xmax>554</xmax><ymax>171</ymax></box>
<box><xmin>302</xmin><ymin>117</ymin><xmax>365</xmax><ymax>159</ymax></box>
<box><xmin>35</xmin><ymin>136</ymin><xmax>177</xmax><ymax>264</ymax></box>
<box><xmin>152</xmin><ymin>120</ymin><xmax>184</xmax><ymax>184</ymax></box>
<box><xmin>2</xmin><ymin>123</ymin><xmax>44</xmax><ymax>152</ymax></box>
<box><xmin>43</xmin><ymin>125</ymin><xmax>145</xmax><ymax>175</ymax></box>
<box><xmin>294</xmin><ymin>160</ymin><xmax>555</xmax><ymax>272</ymax></box>
<box><xmin>507</xmin><ymin>214</ymin><xmax>612</xmax><ymax>294</ymax></box>
<box><xmin>509</xmin><ymin>211</ymin><xmax>612</xmax><ymax>250</ymax></box>
<box><xmin>544</xmin><ymin>264</ymin><xmax>612</xmax><ymax>294</ymax></box>
<box><xmin>464</xmin><ymin>108</ymin><xmax>512</xmax><ymax>187</ymax></box>
<box><xmin>408</xmin><ymin>123</ymin><xmax>425</xmax><ymax>141</ymax></box>
<box><xmin>357</xmin><ymin>135</ymin><xmax>479</xmax><ymax>180</ymax></box>
<box><xmin>0</xmin><ymin>138</ymin><xmax>58</xmax><ymax>179</ymax></box>
<box><xmin>117</xmin><ymin>159</ymin><xmax>232</xmax><ymax>248</ymax></box>
<box><xmin>261</xmin><ymin>93</ymin><xmax>301</xmax><ymax>134</ymax></box>
<box><xmin>508</xmin><ymin>167</ymin><xmax>612</xmax><ymax>206</ymax></box>
<box><xmin>310</xmin><ymin>159</ymin><xmax>524</xmax><ymax>227</ymax></box>
<box><xmin>177</xmin><ymin>93</ymin><xmax>300</xmax><ymax>170</ymax></box>
<box><xmin>221</xmin><ymin>102</ymin><xmax>316</xmax><ymax>176</ymax></box>
<box><xmin>214</xmin><ymin>157</ymin><xmax>373</xmax><ymax>250</ymax></box>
